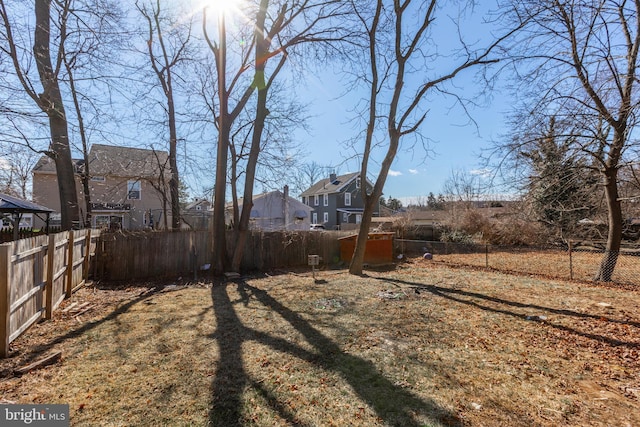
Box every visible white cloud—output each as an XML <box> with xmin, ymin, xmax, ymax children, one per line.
<box><xmin>388</xmin><ymin>170</ymin><xmax>402</xmax><ymax>177</ymax></box>
<box><xmin>409</xmin><ymin>169</ymin><xmax>418</xmax><ymax>175</ymax></box>
<box><xmin>469</xmin><ymin>168</ymin><xmax>492</xmax><ymax>178</ymax></box>
<box><xmin>0</xmin><ymin>158</ymin><xmax>10</xmax><ymax>171</ymax></box>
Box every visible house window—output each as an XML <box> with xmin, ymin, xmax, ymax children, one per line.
<box><xmin>95</xmin><ymin>214</ymin><xmax>123</xmax><ymax>230</ymax></box>
<box><xmin>323</xmin><ymin>212</ymin><xmax>329</xmax><ymax>223</ymax></box>
<box><xmin>312</xmin><ymin>212</ymin><xmax>318</xmax><ymax>224</ymax></box>
<box><xmin>356</xmin><ymin>177</ymin><xmax>361</xmax><ymax>189</ymax></box>
<box><xmin>302</xmin><ymin>196</ymin><xmax>306</xmax><ymax>205</ymax></box>
<box><xmin>345</xmin><ymin>192</ymin><xmax>351</xmax><ymax>206</ymax></box>
<box><xmin>356</xmin><ymin>214</ymin><xmax>362</xmax><ymax>224</ymax></box>
<box><xmin>323</xmin><ymin>193</ymin><xmax>328</xmax><ymax>206</ymax></box>
<box><xmin>91</xmin><ymin>176</ymin><xmax>105</xmax><ymax>182</ymax></box>
<box><xmin>343</xmin><ymin>212</ymin><xmax>348</xmax><ymax>222</ymax></box>
<box><xmin>314</xmin><ymin>195</ymin><xmax>319</xmax><ymax>206</ymax></box>
<box><xmin>127</xmin><ymin>180</ymin><xmax>141</xmax><ymax>200</ymax></box>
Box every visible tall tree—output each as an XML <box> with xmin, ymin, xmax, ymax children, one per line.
<box><xmin>229</xmin><ymin>0</ymin><xmax>348</xmax><ymax>272</ymax></box>
<box><xmin>504</xmin><ymin>0</ymin><xmax>640</xmax><ymax>281</ymax></box>
<box><xmin>0</xmin><ymin>0</ymin><xmax>79</xmax><ymax>229</ymax></box>
<box><xmin>203</xmin><ymin>0</ymin><xmax>349</xmax><ymax>273</ymax></box>
<box><xmin>347</xmin><ymin>0</ymin><xmax>520</xmax><ymax>275</ymax></box>
<box><xmin>203</xmin><ymin>3</ymin><xmax>255</xmax><ymax>274</ymax></box>
<box><xmin>517</xmin><ymin>116</ymin><xmax>599</xmax><ymax>241</ymax></box>
<box><xmin>137</xmin><ymin>0</ymin><xmax>193</xmax><ymax>230</ymax></box>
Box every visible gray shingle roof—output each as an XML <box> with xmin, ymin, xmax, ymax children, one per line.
<box><xmin>32</xmin><ymin>156</ymin><xmax>82</xmax><ymax>174</ymax></box>
<box><xmin>33</xmin><ymin>144</ymin><xmax>169</xmax><ymax>178</ymax></box>
<box><xmin>299</xmin><ymin>172</ymin><xmax>360</xmax><ymax>197</ymax></box>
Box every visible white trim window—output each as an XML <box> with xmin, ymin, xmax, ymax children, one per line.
<box><xmin>323</xmin><ymin>212</ymin><xmax>329</xmax><ymax>223</ymax></box>
<box><xmin>312</xmin><ymin>212</ymin><xmax>318</xmax><ymax>224</ymax></box>
<box><xmin>356</xmin><ymin>214</ymin><xmax>362</xmax><ymax>224</ymax></box>
<box><xmin>345</xmin><ymin>192</ymin><xmax>351</xmax><ymax>206</ymax></box>
<box><xmin>356</xmin><ymin>177</ymin><xmax>361</xmax><ymax>189</ymax></box>
<box><xmin>323</xmin><ymin>193</ymin><xmax>328</xmax><ymax>206</ymax></box>
<box><xmin>302</xmin><ymin>196</ymin><xmax>306</xmax><ymax>205</ymax></box>
<box><xmin>127</xmin><ymin>180</ymin><xmax>141</xmax><ymax>200</ymax></box>
<box><xmin>343</xmin><ymin>212</ymin><xmax>348</xmax><ymax>222</ymax></box>
<box><xmin>95</xmin><ymin>214</ymin><xmax>123</xmax><ymax>230</ymax></box>
<box><xmin>314</xmin><ymin>195</ymin><xmax>319</xmax><ymax>206</ymax></box>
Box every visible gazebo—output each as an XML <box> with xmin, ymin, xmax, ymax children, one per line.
<box><xmin>0</xmin><ymin>193</ymin><xmax>54</xmax><ymax>241</ymax></box>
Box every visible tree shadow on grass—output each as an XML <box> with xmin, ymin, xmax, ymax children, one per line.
<box><xmin>379</xmin><ymin>277</ymin><xmax>640</xmax><ymax>348</ymax></box>
<box><xmin>1</xmin><ymin>285</ymin><xmax>166</xmax><ymax>378</ymax></box>
<box><xmin>209</xmin><ymin>280</ymin><xmax>462</xmax><ymax>427</ymax></box>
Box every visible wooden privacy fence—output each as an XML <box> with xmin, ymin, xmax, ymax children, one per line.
<box><xmin>0</xmin><ymin>229</ymin><xmax>97</xmax><ymax>357</ymax></box>
<box><xmin>94</xmin><ymin>230</ymin><xmax>349</xmax><ymax>281</ymax></box>
<box><xmin>232</xmin><ymin>230</ymin><xmax>347</xmax><ymax>272</ymax></box>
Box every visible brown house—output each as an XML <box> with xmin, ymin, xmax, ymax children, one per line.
<box><xmin>32</xmin><ymin>144</ymin><xmax>171</xmax><ymax>230</ymax></box>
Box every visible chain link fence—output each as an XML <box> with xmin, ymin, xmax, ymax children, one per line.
<box><xmin>396</xmin><ymin>239</ymin><xmax>640</xmax><ymax>286</ymax></box>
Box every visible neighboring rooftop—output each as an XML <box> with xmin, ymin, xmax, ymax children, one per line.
<box><xmin>300</xmin><ymin>172</ymin><xmax>360</xmax><ymax>197</ymax></box>
<box><xmin>33</xmin><ymin>144</ymin><xmax>169</xmax><ymax>178</ymax></box>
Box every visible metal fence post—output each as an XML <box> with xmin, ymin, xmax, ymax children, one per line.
<box><xmin>485</xmin><ymin>244</ymin><xmax>489</xmax><ymax>268</ymax></box>
<box><xmin>569</xmin><ymin>240</ymin><xmax>574</xmax><ymax>280</ymax></box>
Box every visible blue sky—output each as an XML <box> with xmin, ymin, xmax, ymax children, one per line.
<box><xmin>289</xmin><ymin>2</ymin><xmax>515</xmax><ymax>204</ymax></box>
<box><xmin>294</xmin><ymin>73</ymin><xmax>513</xmax><ymax>203</ymax></box>
<box><xmin>0</xmin><ymin>1</ymin><xmax>515</xmax><ymax>204</ymax></box>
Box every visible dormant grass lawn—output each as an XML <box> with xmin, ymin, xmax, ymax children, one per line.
<box><xmin>0</xmin><ymin>260</ymin><xmax>638</xmax><ymax>426</ymax></box>
<box><xmin>429</xmin><ymin>247</ymin><xmax>639</xmax><ymax>285</ymax></box>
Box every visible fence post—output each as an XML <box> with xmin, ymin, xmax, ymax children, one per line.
<box><xmin>0</xmin><ymin>244</ymin><xmax>10</xmax><ymax>357</ymax></box>
<box><xmin>569</xmin><ymin>240</ymin><xmax>574</xmax><ymax>280</ymax></box>
<box><xmin>83</xmin><ymin>229</ymin><xmax>92</xmax><ymax>281</ymax></box>
<box><xmin>485</xmin><ymin>244</ymin><xmax>489</xmax><ymax>268</ymax></box>
<box><xmin>66</xmin><ymin>230</ymin><xmax>74</xmax><ymax>298</ymax></box>
<box><xmin>45</xmin><ymin>234</ymin><xmax>55</xmax><ymax>319</ymax></box>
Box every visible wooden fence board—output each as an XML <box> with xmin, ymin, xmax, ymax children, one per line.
<box><xmin>0</xmin><ymin>244</ymin><xmax>10</xmax><ymax>357</ymax></box>
<box><xmin>8</xmin><ymin>235</ymin><xmax>48</xmax><ymax>351</ymax></box>
<box><xmin>1</xmin><ymin>230</ymin><xmax>98</xmax><ymax>357</ymax></box>
<box><xmin>93</xmin><ymin>229</ymin><xmax>349</xmax><ymax>280</ymax></box>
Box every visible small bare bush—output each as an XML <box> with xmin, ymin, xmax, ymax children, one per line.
<box><xmin>484</xmin><ymin>218</ymin><xmax>549</xmax><ymax>246</ymax></box>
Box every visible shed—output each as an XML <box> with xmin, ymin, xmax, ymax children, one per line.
<box><xmin>339</xmin><ymin>232</ymin><xmax>395</xmax><ymax>265</ymax></box>
<box><xmin>0</xmin><ymin>193</ymin><xmax>54</xmax><ymax>241</ymax></box>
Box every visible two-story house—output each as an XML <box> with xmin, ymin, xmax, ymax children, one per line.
<box><xmin>300</xmin><ymin>172</ymin><xmax>377</xmax><ymax>230</ymax></box>
<box><xmin>32</xmin><ymin>144</ymin><xmax>171</xmax><ymax>230</ymax></box>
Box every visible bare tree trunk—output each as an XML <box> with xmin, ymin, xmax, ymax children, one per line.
<box><xmin>137</xmin><ymin>0</ymin><xmax>187</xmax><ymax>230</ymax></box>
<box><xmin>594</xmin><ymin>165</ymin><xmax>623</xmax><ymax>281</ymax></box>
<box><xmin>349</xmin><ymin>195</ymin><xmax>379</xmax><ymax>274</ymax></box>
<box><xmin>212</xmin><ymin>13</ymin><xmax>229</xmax><ymax>274</ymax></box>
<box><xmin>349</xmin><ymin>135</ymin><xmax>398</xmax><ymax>275</ymax></box>
<box><xmin>168</xmin><ymin>96</ymin><xmax>181</xmax><ymax>229</ymax></box>
<box><xmin>64</xmin><ymin>55</ymin><xmax>92</xmax><ymax>228</ymax></box>
<box><xmin>231</xmin><ymin>0</ymin><xmax>270</xmax><ymax>272</ymax></box>
<box><xmin>34</xmin><ymin>0</ymin><xmax>79</xmax><ymax>230</ymax></box>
